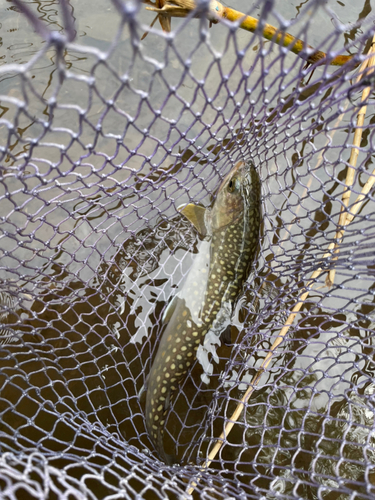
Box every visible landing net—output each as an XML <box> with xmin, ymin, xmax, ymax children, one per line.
<box><xmin>1</xmin><ymin>0</ymin><xmax>375</xmax><ymax>498</ymax></box>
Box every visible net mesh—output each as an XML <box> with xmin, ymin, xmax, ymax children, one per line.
<box><xmin>1</xmin><ymin>0</ymin><xmax>375</xmax><ymax>498</ymax></box>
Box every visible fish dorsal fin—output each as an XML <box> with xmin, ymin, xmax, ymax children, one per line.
<box><xmin>178</xmin><ymin>203</ymin><xmax>208</xmax><ymax>236</ymax></box>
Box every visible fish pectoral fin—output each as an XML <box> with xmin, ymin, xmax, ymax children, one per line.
<box><xmin>178</xmin><ymin>203</ymin><xmax>208</xmax><ymax>236</ymax></box>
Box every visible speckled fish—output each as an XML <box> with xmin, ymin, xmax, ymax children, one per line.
<box><xmin>145</xmin><ymin>160</ymin><xmax>261</xmax><ymax>464</ymax></box>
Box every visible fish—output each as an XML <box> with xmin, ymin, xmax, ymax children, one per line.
<box><xmin>145</xmin><ymin>160</ymin><xmax>262</xmax><ymax>464</ymax></box>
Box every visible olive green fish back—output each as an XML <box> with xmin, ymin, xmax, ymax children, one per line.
<box><xmin>0</xmin><ymin>1</ymin><xmax>374</xmax><ymax>499</ymax></box>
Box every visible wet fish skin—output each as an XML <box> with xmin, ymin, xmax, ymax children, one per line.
<box><xmin>145</xmin><ymin>160</ymin><xmax>261</xmax><ymax>464</ymax></box>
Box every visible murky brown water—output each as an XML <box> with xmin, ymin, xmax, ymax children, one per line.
<box><xmin>1</xmin><ymin>0</ymin><xmax>375</xmax><ymax>498</ymax></box>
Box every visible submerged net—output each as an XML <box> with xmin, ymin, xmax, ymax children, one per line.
<box><xmin>1</xmin><ymin>0</ymin><xmax>375</xmax><ymax>498</ymax></box>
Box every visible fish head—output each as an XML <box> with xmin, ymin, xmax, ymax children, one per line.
<box><xmin>209</xmin><ymin>160</ymin><xmax>259</xmax><ymax>230</ymax></box>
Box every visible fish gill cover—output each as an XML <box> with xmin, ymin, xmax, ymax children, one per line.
<box><xmin>0</xmin><ymin>0</ymin><xmax>375</xmax><ymax>498</ymax></box>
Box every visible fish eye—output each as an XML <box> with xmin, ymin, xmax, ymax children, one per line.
<box><xmin>228</xmin><ymin>177</ymin><xmax>239</xmax><ymax>193</ymax></box>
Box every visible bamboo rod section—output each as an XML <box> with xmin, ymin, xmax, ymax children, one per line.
<box><xmin>142</xmin><ymin>0</ymin><xmax>354</xmax><ymax>66</ymax></box>
<box><xmin>220</xmin><ymin>6</ymin><xmax>350</xmax><ymax>66</ymax></box>
<box><xmin>327</xmin><ymin>35</ymin><xmax>375</xmax><ymax>286</ymax></box>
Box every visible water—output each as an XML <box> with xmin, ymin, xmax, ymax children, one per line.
<box><xmin>1</xmin><ymin>0</ymin><xmax>375</xmax><ymax>498</ymax></box>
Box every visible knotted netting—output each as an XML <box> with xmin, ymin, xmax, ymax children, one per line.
<box><xmin>1</xmin><ymin>0</ymin><xmax>375</xmax><ymax>498</ymax></box>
